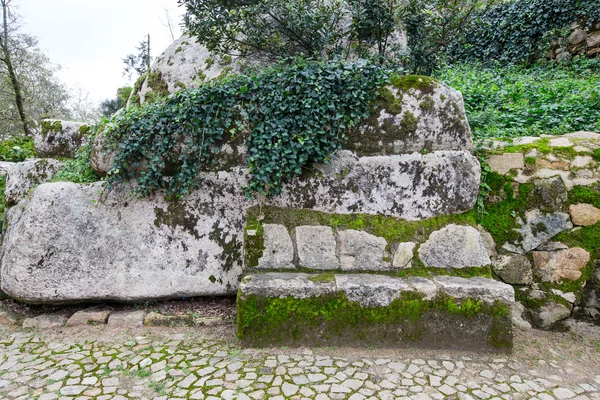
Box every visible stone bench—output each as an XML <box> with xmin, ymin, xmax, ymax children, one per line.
<box><xmin>237</xmin><ymin>273</ymin><xmax>514</xmax><ymax>352</ymax></box>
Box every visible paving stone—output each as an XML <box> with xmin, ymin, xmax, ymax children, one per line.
<box><xmin>107</xmin><ymin>311</ymin><xmax>148</xmax><ymax>328</ymax></box>
<box><xmin>22</xmin><ymin>313</ymin><xmax>69</xmax><ymax>329</ymax></box>
<box><xmin>143</xmin><ymin>312</ymin><xmax>194</xmax><ymax>327</ymax></box>
<box><xmin>66</xmin><ymin>310</ymin><xmax>111</xmax><ymax>326</ymax></box>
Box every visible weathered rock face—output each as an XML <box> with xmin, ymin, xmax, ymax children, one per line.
<box><xmin>532</xmin><ymin>301</ymin><xmax>572</xmax><ymax>329</ymax></box>
<box><xmin>4</xmin><ymin>159</ymin><xmax>63</xmax><ymax>206</ymax></box>
<box><xmin>533</xmin><ymin>247</ymin><xmax>590</xmax><ymax>282</ymax></box>
<box><xmin>418</xmin><ymin>225</ymin><xmax>491</xmax><ymax>268</ymax></box>
<box><xmin>130</xmin><ymin>35</ymin><xmax>244</xmax><ymax>106</ymax></box>
<box><xmin>505</xmin><ymin>210</ymin><xmax>573</xmax><ymax>254</ymax></box>
<box><xmin>34</xmin><ymin>120</ymin><xmax>91</xmax><ymax>158</ymax></box>
<box><xmin>492</xmin><ymin>254</ymin><xmax>533</xmax><ymax>285</ymax></box>
<box><xmin>0</xmin><ymin>180</ymin><xmax>248</xmax><ymax>303</ymax></box>
<box><xmin>271</xmin><ymin>151</ymin><xmax>480</xmax><ymax>221</ymax></box>
<box><xmin>346</xmin><ymin>77</ymin><xmax>473</xmax><ymax>156</ymax></box>
<box><xmin>570</xmin><ymin>203</ymin><xmax>600</xmax><ymax>226</ymax></box>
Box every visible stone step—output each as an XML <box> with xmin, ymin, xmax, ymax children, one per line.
<box><xmin>237</xmin><ymin>273</ymin><xmax>514</xmax><ymax>352</ymax></box>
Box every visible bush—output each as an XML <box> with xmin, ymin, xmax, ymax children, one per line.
<box><xmin>0</xmin><ymin>136</ymin><xmax>35</xmax><ymax>162</ymax></box>
<box><xmin>436</xmin><ymin>58</ymin><xmax>600</xmax><ymax>139</ymax></box>
<box><xmin>452</xmin><ymin>0</ymin><xmax>600</xmax><ymax>65</ymax></box>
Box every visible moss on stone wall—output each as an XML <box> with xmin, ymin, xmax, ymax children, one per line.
<box><xmin>244</xmin><ymin>206</ymin><xmax>495</xmax><ymax>277</ymax></box>
<box><xmin>237</xmin><ymin>291</ymin><xmax>511</xmax><ymax>350</ymax></box>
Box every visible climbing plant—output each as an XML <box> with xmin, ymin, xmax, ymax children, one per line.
<box><xmin>104</xmin><ymin>60</ymin><xmax>388</xmax><ymax>198</ymax></box>
<box><xmin>450</xmin><ymin>0</ymin><xmax>600</xmax><ymax>65</ymax></box>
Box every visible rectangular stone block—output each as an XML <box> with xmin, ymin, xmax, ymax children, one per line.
<box><xmin>238</xmin><ymin>273</ymin><xmax>513</xmax><ymax>352</ymax></box>
<box><xmin>294</xmin><ymin>226</ymin><xmax>339</xmax><ymax>270</ymax></box>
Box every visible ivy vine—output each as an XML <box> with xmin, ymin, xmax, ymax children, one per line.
<box><xmin>104</xmin><ymin>60</ymin><xmax>388</xmax><ymax>198</ymax></box>
<box><xmin>451</xmin><ymin>0</ymin><xmax>600</xmax><ymax>65</ymax></box>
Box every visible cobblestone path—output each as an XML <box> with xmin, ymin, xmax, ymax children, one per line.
<box><xmin>0</xmin><ymin>326</ymin><xmax>598</xmax><ymax>400</ymax></box>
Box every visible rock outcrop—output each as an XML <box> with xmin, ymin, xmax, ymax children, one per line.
<box><xmin>4</xmin><ymin>158</ymin><xmax>63</xmax><ymax>205</ymax></box>
<box><xmin>34</xmin><ymin>120</ymin><xmax>91</xmax><ymax>158</ymax></box>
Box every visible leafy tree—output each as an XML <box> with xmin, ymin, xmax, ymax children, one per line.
<box><xmin>179</xmin><ymin>0</ymin><xmax>402</xmax><ymax>62</ymax></box>
<box><xmin>100</xmin><ymin>86</ymin><xmax>132</xmax><ymax>118</ymax></box>
<box><xmin>398</xmin><ymin>0</ymin><xmax>499</xmax><ymax>74</ymax></box>
<box><xmin>0</xmin><ymin>0</ymin><xmax>71</xmax><ymax>137</ymax></box>
<box><xmin>123</xmin><ymin>35</ymin><xmax>152</xmax><ymax>79</ymax></box>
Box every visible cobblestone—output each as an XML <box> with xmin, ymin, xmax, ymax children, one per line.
<box><xmin>0</xmin><ymin>326</ymin><xmax>597</xmax><ymax>399</ymax></box>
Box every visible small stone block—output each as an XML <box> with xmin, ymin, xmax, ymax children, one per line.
<box><xmin>338</xmin><ymin>229</ymin><xmax>389</xmax><ymax>271</ymax></box>
<box><xmin>295</xmin><ymin>226</ymin><xmax>339</xmax><ymax>270</ymax></box>
<box><xmin>486</xmin><ymin>153</ymin><xmax>524</xmax><ymax>175</ymax></box>
<box><xmin>392</xmin><ymin>242</ymin><xmax>416</xmax><ymax>268</ymax></box>
<box><xmin>569</xmin><ymin>203</ymin><xmax>600</xmax><ymax>226</ymax></box>
<box><xmin>22</xmin><ymin>312</ymin><xmax>69</xmax><ymax>329</ymax></box>
<box><xmin>107</xmin><ymin>310</ymin><xmax>148</xmax><ymax>328</ymax></box>
<box><xmin>143</xmin><ymin>312</ymin><xmax>194</xmax><ymax>327</ymax></box>
<box><xmin>66</xmin><ymin>310</ymin><xmax>111</xmax><ymax>326</ymax></box>
<box><xmin>257</xmin><ymin>224</ymin><xmax>294</xmax><ymax>269</ymax></box>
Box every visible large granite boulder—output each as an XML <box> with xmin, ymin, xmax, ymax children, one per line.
<box><xmin>0</xmin><ymin>179</ymin><xmax>248</xmax><ymax>303</ymax></box>
<box><xmin>34</xmin><ymin>120</ymin><xmax>91</xmax><ymax>158</ymax></box>
<box><xmin>4</xmin><ymin>159</ymin><xmax>63</xmax><ymax>205</ymax></box>
<box><xmin>129</xmin><ymin>35</ymin><xmax>244</xmax><ymax>106</ymax></box>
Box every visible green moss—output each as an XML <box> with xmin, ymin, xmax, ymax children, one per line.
<box><xmin>78</xmin><ymin>125</ymin><xmax>91</xmax><ymax>136</ymax></box>
<box><xmin>238</xmin><ymin>291</ymin><xmax>511</xmax><ymax>350</ymax></box>
<box><xmin>592</xmin><ymin>148</ymin><xmax>600</xmax><ymax>162</ymax></box>
<box><xmin>41</xmin><ymin>120</ymin><xmax>62</xmax><ymax>136</ymax></box>
<box><xmin>308</xmin><ymin>273</ymin><xmax>335</xmax><ymax>283</ymax></box>
<box><xmin>440</xmin><ymin>94</ymin><xmax>447</xmax><ymax>101</ymax></box>
<box><xmin>244</xmin><ymin>213</ymin><xmax>264</xmax><ymax>268</ymax></box>
<box><xmin>175</xmin><ymin>81</ymin><xmax>186</xmax><ymax>89</ymax></box>
<box><xmin>400</xmin><ymin>111</ymin><xmax>419</xmax><ymax>134</ymax></box>
<box><xmin>220</xmin><ymin>55</ymin><xmax>233</xmax><ymax>66</ymax></box>
<box><xmin>197</xmin><ymin>70</ymin><xmax>206</xmax><ymax>82</ymax></box>
<box><xmin>377</xmin><ymin>87</ymin><xmax>402</xmax><ymax>115</ymax></box>
<box><xmin>147</xmin><ymin>71</ymin><xmax>169</xmax><ymax>99</ymax></box>
<box><xmin>478</xmin><ymin>171</ymin><xmax>533</xmax><ymax>247</ymax></box>
<box><xmin>175</xmin><ymin>46</ymin><xmax>183</xmax><ymax>54</ymax></box>
<box><xmin>419</xmin><ymin>96</ymin><xmax>435</xmax><ymax>113</ymax></box>
<box><xmin>390</xmin><ymin>75</ymin><xmax>439</xmax><ymax>94</ymax></box>
<box><xmin>205</xmin><ymin>58</ymin><xmax>215</xmax><ymax>69</ymax></box>
<box><xmin>208</xmin><ymin>275</ymin><xmax>217</xmax><ymax>283</ymax></box>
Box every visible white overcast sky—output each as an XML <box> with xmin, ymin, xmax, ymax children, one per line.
<box><xmin>17</xmin><ymin>0</ymin><xmax>185</xmax><ymax>103</ymax></box>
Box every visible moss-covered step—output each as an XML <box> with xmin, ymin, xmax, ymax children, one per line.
<box><xmin>237</xmin><ymin>273</ymin><xmax>514</xmax><ymax>352</ymax></box>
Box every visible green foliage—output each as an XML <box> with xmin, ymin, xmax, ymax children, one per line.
<box><xmin>452</xmin><ymin>0</ymin><xmax>600</xmax><ymax>65</ymax></box>
<box><xmin>398</xmin><ymin>0</ymin><xmax>497</xmax><ymax>74</ymax></box>
<box><xmin>179</xmin><ymin>0</ymin><xmax>402</xmax><ymax>63</ymax></box>
<box><xmin>52</xmin><ymin>126</ymin><xmax>101</xmax><ymax>184</ymax></box>
<box><xmin>436</xmin><ymin>59</ymin><xmax>600</xmax><ymax>139</ymax></box>
<box><xmin>0</xmin><ymin>136</ymin><xmax>35</xmax><ymax>162</ymax></box>
<box><xmin>104</xmin><ymin>60</ymin><xmax>387</xmax><ymax>198</ymax></box>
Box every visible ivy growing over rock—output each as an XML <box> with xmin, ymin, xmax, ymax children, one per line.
<box><xmin>104</xmin><ymin>60</ymin><xmax>388</xmax><ymax>198</ymax></box>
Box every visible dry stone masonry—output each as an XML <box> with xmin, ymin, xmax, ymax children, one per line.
<box><xmin>481</xmin><ymin>131</ymin><xmax>600</xmax><ymax>329</ymax></box>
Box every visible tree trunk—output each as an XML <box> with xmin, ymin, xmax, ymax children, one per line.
<box><xmin>1</xmin><ymin>0</ymin><xmax>29</xmax><ymax>137</ymax></box>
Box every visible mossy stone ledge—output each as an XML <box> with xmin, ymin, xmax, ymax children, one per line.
<box><xmin>237</xmin><ymin>273</ymin><xmax>514</xmax><ymax>352</ymax></box>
